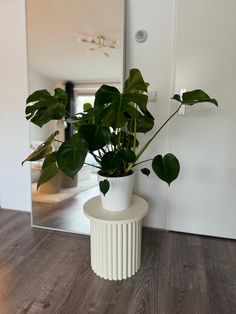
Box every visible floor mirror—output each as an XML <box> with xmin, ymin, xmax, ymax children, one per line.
<box><xmin>26</xmin><ymin>0</ymin><xmax>126</xmax><ymax>234</ymax></box>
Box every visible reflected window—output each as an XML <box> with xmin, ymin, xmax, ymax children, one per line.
<box><xmin>76</xmin><ymin>95</ymin><xmax>95</xmax><ymax>113</ymax></box>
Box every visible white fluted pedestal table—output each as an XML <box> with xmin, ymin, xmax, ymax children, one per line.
<box><xmin>84</xmin><ymin>195</ymin><xmax>148</xmax><ymax>280</ymax></box>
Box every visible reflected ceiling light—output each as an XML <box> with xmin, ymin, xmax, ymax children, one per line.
<box><xmin>78</xmin><ymin>34</ymin><xmax>119</xmax><ymax>57</ymax></box>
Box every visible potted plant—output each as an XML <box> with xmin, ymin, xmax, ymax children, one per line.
<box><xmin>22</xmin><ymin>68</ymin><xmax>218</xmax><ymax>210</ymax></box>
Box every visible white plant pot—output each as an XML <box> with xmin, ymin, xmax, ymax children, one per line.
<box><xmin>97</xmin><ymin>172</ymin><xmax>135</xmax><ymax>211</ymax></box>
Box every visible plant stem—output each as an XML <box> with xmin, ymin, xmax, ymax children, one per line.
<box><xmin>65</xmin><ymin>110</ymin><xmax>71</xmax><ymax>119</ymax></box>
<box><xmin>133</xmin><ymin>158</ymin><xmax>153</xmax><ymax>166</ymax></box>
<box><xmin>126</xmin><ymin>157</ymin><xmax>154</xmax><ymax>173</ymax></box>
<box><xmin>127</xmin><ymin>123</ymin><xmax>132</xmax><ymax>150</ymax></box>
<box><xmin>136</xmin><ymin>104</ymin><xmax>182</xmax><ymax>161</ymax></box>
<box><xmin>117</xmin><ymin>128</ymin><xmax>122</xmax><ymax>150</ymax></box>
<box><xmin>121</xmin><ymin>128</ymin><xmax>125</xmax><ymax>149</ymax></box>
<box><xmin>54</xmin><ymin>139</ymin><xmax>64</xmax><ymax>144</ymax></box>
<box><xmin>91</xmin><ymin>152</ymin><xmax>101</xmax><ymax>164</ymax></box>
<box><xmin>84</xmin><ymin>162</ymin><xmax>100</xmax><ymax>169</ymax></box>
<box><xmin>133</xmin><ymin>118</ymin><xmax>137</xmax><ymax>152</ymax></box>
<box><xmin>115</xmin><ymin>94</ymin><xmax>123</xmax><ymax>150</ymax></box>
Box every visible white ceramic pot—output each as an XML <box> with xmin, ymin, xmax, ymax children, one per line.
<box><xmin>97</xmin><ymin>172</ymin><xmax>135</xmax><ymax>211</ymax></box>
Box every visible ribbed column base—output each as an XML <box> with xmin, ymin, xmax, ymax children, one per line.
<box><xmin>90</xmin><ymin>220</ymin><xmax>142</xmax><ymax>280</ymax></box>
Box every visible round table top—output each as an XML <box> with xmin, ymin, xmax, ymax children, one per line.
<box><xmin>84</xmin><ymin>195</ymin><xmax>149</xmax><ymax>224</ymax></box>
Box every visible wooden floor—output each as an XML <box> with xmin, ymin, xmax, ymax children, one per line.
<box><xmin>0</xmin><ymin>209</ymin><xmax>235</xmax><ymax>314</ymax></box>
<box><xmin>32</xmin><ymin>174</ymin><xmax>99</xmax><ymax>235</ymax></box>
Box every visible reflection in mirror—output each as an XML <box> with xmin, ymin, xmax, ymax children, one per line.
<box><xmin>26</xmin><ymin>0</ymin><xmax>125</xmax><ymax>234</ymax></box>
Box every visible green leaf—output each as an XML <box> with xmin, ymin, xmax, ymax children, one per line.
<box><xmin>99</xmin><ymin>179</ymin><xmax>110</xmax><ymax>196</ymax></box>
<box><xmin>94</xmin><ymin>85</ymin><xmax>120</xmax><ymax>108</ymax></box>
<box><xmin>118</xmin><ymin>150</ymin><xmax>136</xmax><ymax>163</ymax></box>
<box><xmin>101</xmin><ymin>152</ymin><xmax>122</xmax><ymax>173</ymax></box>
<box><xmin>71</xmin><ymin>109</ymin><xmax>96</xmax><ymax>129</ymax></box>
<box><xmin>54</xmin><ymin>88</ymin><xmax>68</xmax><ymax>105</ymax></box>
<box><xmin>37</xmin><ymin>152</ymin><xmax>58</xmax><ymax>189</ymax></box>
<box><xmin>152</xmin><ymin>153</ymin><xmax>180</xmax><ymax>185</ymax></box>
<box><xmin>124</xmin><ymin>69</ymin><xmax>148</xmax><ymax>93</ymax></box>
<box><xmin>171</xmin><ymin>94</ymin><xmax>182</xmax><ymax>102</ymax></box>
<box><xmin>123</xmin><ymin>93</ymin><xmax>148</xmax><ymax>112</ymax></box>
<box><xmin>78</xmin><ymin>125</ymin><xmax>111</xmax><ymax>151</ymax></box>
<box><xmin>57</xmin><ymin>134</ymin><xmax>88</xmax><ymax>177</ymax></box>
<box><xmin>100</xmin><ymin>100</ymin><xmax>126</xmax><ymax>128</ymax></box>
<box><xmin>136</xmin><ymin>115</ymin><xmax>154</xmax><ymax>133</ymax></box>
<box><xmin>94</xmin><ymin>70</ymin><xmax>149</xmax><ymax>129</ymax></box>
<box><xmin>172</xmin><ymin>89</ymin><xmax>218</xmax><ymax>107</ymax></box>
<box><xmin>22</xmin><ymin>131</ymin><xmax>59</xmax><ymax>165</ymax></box>
<box><xmin>26</xmin><ymin>89</ymin><xmax>51</xmax><ymax>104</ymax></box>
<box><xmin>141</xmin><ymin>168</ymin><xmax>150</xmax><ymax>176</ymax></box>
<box><xmin>93</xmin><ymin>70</ymin><xmax>149</xmax><ymax>129</ymax></box>
<box><xmin>94</xmin><ymin>86</ymin><xmax>126</xmax><ymax>128</ymax></box>
<box><xmin>83</xmin><ymin>102</ymin><xmax>92</xmax><ymax>112</ymax></box>
<box><xmin>125</xmin><ymin>104</ymin><xmax>141</xmax><ymax>119</ymax></box>
<box><xmin>25</xmin><ymin>88</ymin><xmax>67</xmax><ymax>127</ymax></box>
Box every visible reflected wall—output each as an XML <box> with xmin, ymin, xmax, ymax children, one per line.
<box><xmin>26</xmin><ymin>0</ymin><xmax>125</xmax><ymax>234</ymax></box>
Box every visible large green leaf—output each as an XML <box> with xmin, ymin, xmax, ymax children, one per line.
<box><xmin>124</xmin><ymin>68</ymin><xmax>147</xmax><ymax>93</ymax></box>
<box><xmin>125</xmin><ymin>104</ymin><xmax>141</xmax><ymax>119</ymax></box>
<box><xmin>22</xmin><ymin>131</ymin><xmax>59</xmax><ymax>165</ymax></box>
<box><xmin>172</xmin><ymin>89</ymin><xmax>218</xmax><ymax>107</ymax></box>
<box><xmin>127</xmin><ymin>107</ymin><xmax>154</xmax><ymax>134</ymax></box>
<box><xmin>70</xmin><ymin>109</ymin><xmax>96</xmax><ymax>130</ymax></box>
<box><xmin>101</xmin><ymin>152</ymin><xmax>123</xmax><ymax>173</ymax></box>
<box><xmin>26</xmin><ymin>89</ymin><xmax>51</xmax><ymax>104</ymax></box>
<box><xmin>37</xmin><ymin>152</ymin><xmax>58</xmax><ymax>189</ymax></box>
<box><xmin>128</xmin><ymin>114</ymin><xmax>154</xmax><ymax>133</ymax></box>
<box><xmin>25</xmin><ymin>88</ymin><xmax>67</xmax><ymax>127</ymax></box>
<box><xmin>94</xmin><ymin>85</ymin><xmax>120</xmax><ymax>109</ymax></box>
<box><xmin>100</xmin><ymin>100</ymin><xmax>127</xmax><ymax>128</ymax></box>
<box><xmin>100</xmin><ymin>150</ymin><xmax>136</xmax><ymax>175</ymax></box>
<box><xmin>118</xmin><ymin>150</ymin><xmax>136</xmax><ymax>163</ymax></box>
<box><xmin>78</xmin><ymin>125</ymin><xmax>111</xmax><ymax>151</ymax></box>
<box><xmin>93</xmin><ymin>70</ymin><xmax>149</xmax><ymax>129</ymax></box>
<box><xmin>136</xmin><ymin>115</ymin><xmax>154</xmax><ymax>133</ymax></box>
<box><xmin>97</xmin><ymin>93</ymin><xmax>150</xmax><ymax>130</ymax></box>
<box><xmin>57</xmin><ymin>134</ymin><xmax>88</xmax><ymax>177</ymax></box>
<box><xmin>152</xmin><ymin>153</ymin><xmax>180</xmax><ymax>185</ymax></box>
<box><xmin>54</xmin><ymin>88</ymin><xmax>68</xmax><ymax>105</ymax></box>
<box><xmin>94</xmin><ymin>85</ymin><xmax>125</xmax><ymax>128</ymax></box>
<box><xmin>123</xmin><ymin>93</ymin><xmax>148</xmax><ymax>112</ymax></box>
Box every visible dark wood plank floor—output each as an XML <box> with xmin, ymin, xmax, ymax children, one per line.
<box><xmin>0</xmin><ymin>209</ymin><xmax>235</xmax><ymax>314</ymax></box>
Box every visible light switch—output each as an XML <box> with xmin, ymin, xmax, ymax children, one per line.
<box><xmin>148</xmin><ymin>91</ymin><xmax>157</xmax><ymax>102</ymax></box>
<box><xmin>179</xmin><ymin>88</ymin><xmax>187</xmax><ymax>115</ymax></box>
<box><xmin>178</xmin><ymin>105</ymin><xmax>186</xmax><ymax>115</ymax></box>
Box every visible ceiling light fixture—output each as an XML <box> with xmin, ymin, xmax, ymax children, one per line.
<box><xmin>78</xmin><ymin>34</ymin><xmax>119</xmax><ymax>57</ymax></box>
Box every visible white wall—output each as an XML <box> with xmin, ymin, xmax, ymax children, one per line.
<box><xmin>167</xmin><ymin>0</ymin><xmax>236</xmax><ymax>238</ymax></box>
<box><xmin>127</xmin><ymin>0</ymin><xmax>175</xmax><ymax>228</ymax></box>
<box><xmin>0</xmin><ymin>0</ymin><xmax>31</xmax><ymax>211</ymax></box>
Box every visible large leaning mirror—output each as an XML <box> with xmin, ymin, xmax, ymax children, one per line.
<box><xmin>26</xmin><ymin>0</ymin><xmax>125</xmax><ymax>234</ymax></box>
